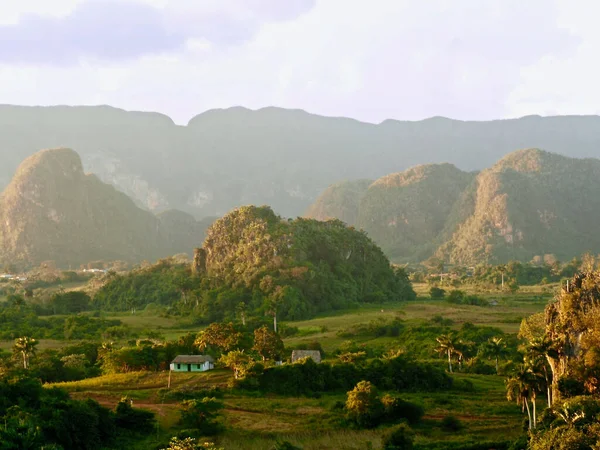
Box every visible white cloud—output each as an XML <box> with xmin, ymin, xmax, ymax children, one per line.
<box><xmin>506</xmin><ymin>0</ymin><xmax>600</xmax><ymax>117</ymax></box>
<box><xmin>0</xmin><ymin>0</ymin><xmax>82</xmax><ymax>24</ymax></box>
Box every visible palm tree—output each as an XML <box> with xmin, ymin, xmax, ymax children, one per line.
<box><xmin>435</xmin><ymin>333</ymin><xmax>461</xmax><ymax>373</ymax></box>
<box><xmin>527</xmin><ymin>337</ymin><xmax>558</xmax><ymax>407</ymax></box>
<box><xmin>481</xmin><ymin>337</ymin><xmax>509</xmax><ymax>374</ymax></box>
<box><xmin>13</xmin><ymin>337</ymin><xmax>38</xmax><ymax>370</ymax></box>
<box><xmin>506</xmin><ymin>363</ymin><xmax>543</xmax><ymax>430</ymax></box>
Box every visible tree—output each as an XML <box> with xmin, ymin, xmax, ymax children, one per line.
<box><xmin>252</xmin><ymin>326</ymin><xmax>284</xmax><ymax>361</ymax></box>
<box><xmin>13</xmin><ymin>337</ymin><xmax>38</xmax><ymax>370</ymax></box>
<box><xmin>435</xmin><ymin>334</ymin><xmax>461</xmax><ymax>373</ymax></box>
<box><xmin>480</xmin><ymin>337</ymin><xmax>509</xmax><ymax>374</ymax></box>
<box><xmin>235</xmin><ymin>301</ymin><xmax>247</xmax><ymax>326</ymax></box>
<box><xmin>527</xmin><ymin>337</ymin><xmax>558</xmax><ymax>407</ymax></box>
<box><xmin>506</xmin><ymin>364</ymin><xmax>541</xmax><ymax>430</ymax></box>
<box><xmin>219</xmin><ymin>350</ymin><xmax>249</xmax><ymax>379</ymax></box>
<box><xmin>195</xmin><ymin>323</ymin><xmax>243</xmax><ymax>353</ymax></box>
<box><xmin>429</xmin><ymin>287</ymin><xmax>446</xmax><ymax>299</ymax></box>
<box><xmin>179</xmin><ymin>398</ymin><xmax>223</xmax><ymax>435</ymax></box>
<box><xmin>345</xmin><ymin>380</ymin><xmax>384</xmax><ymax>428</ymax></box>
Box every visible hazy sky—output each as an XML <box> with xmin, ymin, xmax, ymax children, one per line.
<box><xmin>0</xmin><ymin>0</ymin><xmax>593</xmax><ymax>124</ymax></box>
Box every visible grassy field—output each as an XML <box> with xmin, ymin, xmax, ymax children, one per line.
<box><xmin>50</xmin><ymin>369</ymin><xmax>528</xmax><ymax>450</ymax></box>
<box><xmin>35</xmin><ymin>288</ymin><xmax>554</xmax><ymax>449</ymax></box>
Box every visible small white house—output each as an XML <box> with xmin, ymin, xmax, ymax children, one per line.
<box><xmin>170</xmin><ymin>355</ymin><xmax>215</xmax><ymax>372</ymax></box>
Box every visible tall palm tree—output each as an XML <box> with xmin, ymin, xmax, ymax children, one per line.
<box><xmin>13</xmin><ymin>337</ymin><xmax>38</xmax><ymax>370</ymax></box>
<box><xmin>481</xmin><ymin>337</ymin><xmax>509</xmax><ymax>374</ymax></box>
<box><xmin>506</xmin><ymin>363</ymin><xmax>543</xmax><ymax>430</ymax></box>
<box><xmin>435</xmin><ymin>333</ymin><xmax>461</xmax><ymax>373</ymax></box>
<box><xmin>527</xmin><ymin>337</ymin><xmax>558</xmax><ymax>407</ymax></box>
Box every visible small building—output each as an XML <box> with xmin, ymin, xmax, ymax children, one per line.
<box><xmin>170</xmin><ymin>355</ymin><xmax>215</xmax><ymax>372</ymax></box>
<box><xmin>291</xmin><ymin>350</ymin><xmax>321</xmax><ymax>364</ymax></box>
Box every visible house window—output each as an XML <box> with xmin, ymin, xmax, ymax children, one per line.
<box><xmin>197</xmin><ymin>364</ymin><xmax>201</xmax><ymax>369</ymax></box>
<box><xmin>177</xmin><ymin>364</ymin><xmax>181</xmax><ymax>370</ymax></box>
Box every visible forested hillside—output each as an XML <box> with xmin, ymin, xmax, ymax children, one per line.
<box><xmin>94</xmin><ymin>206</ymin><xmax>415</xmax><ymax>321</ymax></box>
<box><xmin>3</xmin><ymin>105</ymin><xmax>600</xmax><ymax>218</ymax></box>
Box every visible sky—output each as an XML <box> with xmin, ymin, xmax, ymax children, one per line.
<box><xmin>0</xmin><ymin>0</ymin><xmax>595</xmax><ymax>124</ymax></box>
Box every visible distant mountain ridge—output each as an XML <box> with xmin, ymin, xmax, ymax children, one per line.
<box><xmin>3</xmin><ymin>105</ymin><xmax>600</xmax><ymax>219</ymax></box>
<box><xmin>306</xmin><ymin>149</ymin><xmax>600</xmax><ymax>265</ymax></box>
<box><xmin>0</xmin><ymin>148</ymin><xmax>211</xmax><ymax>268</ymax></box>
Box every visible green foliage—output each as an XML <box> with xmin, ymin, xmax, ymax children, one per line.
<box><xmin>50</xmin><ymin>291</ymin><xmax>91</xmax><ymax>314</ymax></box>
<box><xmin>93</xmin><ymin>261</ymin><xmax>198</xmax><ymax>312</ymax></box>
<box><xmin>0</xmin><ymin>372</ymin><xmax>151</xmax><ymax>449</ymax></box>
<box><xmin>440</xmin><ymin>415</ymin><xmax>464</xmax><ymax>432</ymax></box>
<box><xmin>381</xmin><ymin>394</ymin><xmax>424</xmax><ymax>425</ymax></box>
<box><xmin>383</xmin><ymin>424</ymin><xmax>415</xmax><ymax>450</ymax></box>
<box><xmin>179</xmin><ymin>398</ymin><xmax>223</xmax><ymax>436</ymax></box>
<box><xmin>429</xmin><ymin>287</ymin><xmax>446</xmax><ymax>299</ymax></box>
<box><xmin>114</xmin><ymin>397</ymin><xmax>155</xmax><ymax>432</ymax></box>
<box><xmin>251</xmin><ymin>354</ymin><xmax>451</xmax><ymax>396</ymax></box>
<box><xmin>0</xmin><ymin>299</ymin><xmax>127</xmax><ymax>340</ymax></box>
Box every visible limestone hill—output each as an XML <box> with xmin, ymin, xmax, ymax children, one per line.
<box><xmin>307</xmin><ymin>149</ymin><xmax>600</xmax><ymax>264</ymax></box>
<box><xmin>0</xmin><ymin>149</ymin><xmax>208</xmax><ymax>268</ymax></box>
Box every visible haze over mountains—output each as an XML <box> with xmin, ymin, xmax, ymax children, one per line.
<box><xmin>307</xmin><ymin>149</ymin><xmax>600</xmax><ymax>265</ymax></box>
<box><xmin>3</xmin><ymin>105</ymin><xmax>600</xmax><ymax>220</ymax></box>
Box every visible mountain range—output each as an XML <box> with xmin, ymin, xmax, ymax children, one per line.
<box><xmin>306</xmin><ymin>149</ymin><xmax>600</xmax><ymax>265</ymax></box>
<box><xmin>3</xmin><ymin>105</ymin><xmax>600</xmax><ymax>219</ymax></box>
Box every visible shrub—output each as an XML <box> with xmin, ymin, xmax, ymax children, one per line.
<box><xmin>383</xmin><ymin>424</ymin><xmax>414</xmax><ymax>450</ymax></box>
<box><xmin>114</xmin><ymin>397</ymin><xmax>155</xmax><ymax>432</ymax></box>
<box><xmin>429</xmin><ymin>287</ymin><xmax>446</xmax><ymax>299</ymax></box>
<box><xmin>179</xmin><ymin>398</ymin><xmax>223</xmax><ymax>436</ymax></box>
<box><xmin>345</xmin><ymin>381</ymin><xmax>384</xmax><ymax>429</ymax></box>
<box><xmin>382</xmin><ymin>395</ymin><xmax>424</xmax><ymax>425</ymax></box>
<box><xmin>557</xmin><ymin>377</ymin><xmax>586</xmax><ymax>398</ymax></box>
<box><xmin>440</xmin><ymin>415</ymin><xmax>463</xmax><ymax>432</ymax></box>
<box><xmin>447</xmin><ymin>290</ymin><xmax>465</xmax><ymax>303</ymax></box>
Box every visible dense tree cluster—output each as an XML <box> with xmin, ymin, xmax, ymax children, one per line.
<box><xmin>0</xmin><ymin>373</ymin><xmax>154</xmax><ymax>449</ymax></box>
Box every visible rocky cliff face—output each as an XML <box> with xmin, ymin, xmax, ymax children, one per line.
<box><xmin>307</xmin><ymin>149</ymin><xmax>600</xmax><ymax>264</ymax></box>
<box><xmin>0</xmin><ymin>148</ymin><xmax>207</xmax><ymax>268</ymax></box>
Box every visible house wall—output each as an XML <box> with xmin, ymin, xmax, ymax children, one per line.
<box><xmin>169</xmin><ymin>361</ymin><xmax>214</xmax><ymax>372</ymax></box>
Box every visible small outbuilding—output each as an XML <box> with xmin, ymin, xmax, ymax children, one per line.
<box><xmin>170</xmin><ymin>355</ymin><xmax>215</xmax><ymax>372</ymax></box>
<box><xmin>291</xmin><ymin>350</ymin><xmax>321</xmax><ymax>363</ymax></box>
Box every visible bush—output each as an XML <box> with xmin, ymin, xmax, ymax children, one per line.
<box><xmin>429</xmin><ymin>287</ymin><xmax>446</xmax><ymax>299</ymax></box>
<box><xmin>440</xmin><ymin>415</ymin><xmax>463</xmax><ymax>432</ymax></box>
<box><xmin>557</xmin><ymin>377</ymin><xmax>586</xmax><ymax>398</ymax></box>
<box><xmin>345</xmin><ymin>381</ymin><xmax>384</xmax><ymax>429</ymax></box>
<box><xmin>383</xmin><ymin>424</ymin><xmax>414</xmax><ymax>450</ymax></box>
<box><xmin>447</xmin><ymin>290</ymin><xmax>465</xmax><ymax>303</ymax></box>
<box><xmin>114</xmin><ymin>397</ymin><xmax>155</xmax><ymax>432</ymax></box>
<box><xmin>382</xmin><ymin>395</ymin><xmax>424</xmax><ymax>425</ymax></box>
<box><xmin>179</xmin><ymin>398</ymin><xmax>223</xmax><ymax>436</ymax></box>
